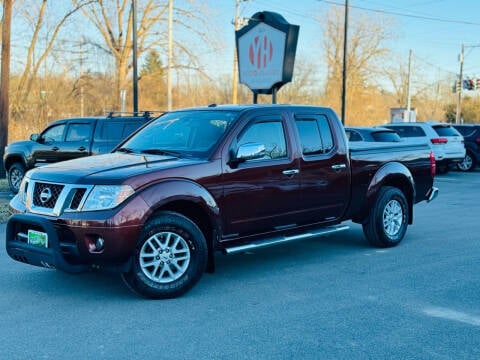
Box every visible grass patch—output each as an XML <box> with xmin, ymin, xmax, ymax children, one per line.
<box><xmin>0</xmin><ymin>178</ymin><xmax>11</xmax><ymax>223</ymax></box>
<box><xmin>0</xmin><ymin>178</ymin><xmax>7</xmax><ymax>191</ymax></box>
<box><xmin>0</xmin><ymin>197</ymin><xmax>10</xmax><ymax>223</ymax></box>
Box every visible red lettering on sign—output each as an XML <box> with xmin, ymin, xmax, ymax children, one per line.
<box><xmin>249</xmin><ymin>35</ymin><xmax>273</xmax><ymax>69</ymax></box>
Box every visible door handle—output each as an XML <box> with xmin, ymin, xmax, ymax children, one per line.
<box><xmin>282</xmin><ymin>169</ymin><xmax>299</xmax><ymax>175</ymax></box>
<box><xmin>78</xmin><ymin>146</ymin><xmax>86</xmax><ymax>151</ymax></box>
<box><xmin>51</xmin><ymin>146</ymin><xmax>59</xmax><ymax>151</ymax></box>
<box><xmin>331</xmin><ymin>164</ymin><xmax>347</xmax><ymax>170</ymax></box>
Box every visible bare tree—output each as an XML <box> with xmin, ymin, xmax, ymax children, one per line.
<box><xmin>73</xmin><ymin>0</ymin><xmax>213</xmax><ymax>110</ymax></box>
<box><xmin>322</xmin><ymin>6</ymin><xmax>394</xmax><ymax>124</ymax></box>
<box><xmin>11</xmin><ymin>0</ymin><xmax>93</xmax><ymax>118</ymax></box>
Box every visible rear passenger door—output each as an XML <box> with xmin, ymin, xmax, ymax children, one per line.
<box><xmin>294</xmin><ymin>113</ymin><xmax>350</xmax><ymax>224</ymax></box>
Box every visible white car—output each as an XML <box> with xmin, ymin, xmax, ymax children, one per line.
<box><xmin>383</xmin><ymin>122</ymin><xmax>465</xmax><ymax>173</ymax></box>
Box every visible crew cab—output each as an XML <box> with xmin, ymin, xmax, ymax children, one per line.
<box><xmin>3</xmin><ymin>112</ymin><xmax>156</xmax><ymax>194</ymax></box>
<box><xmin>6</xmin><ymin>105</ymin><xmax>438</xmax><ymax>299</ymax></box>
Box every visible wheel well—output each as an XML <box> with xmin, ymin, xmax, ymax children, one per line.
<box><xmin>382</xmin><ymin>177</ymin><xmax>414</xmax><ymax>224</ymax></box>
<box><xmin>4</xmin><ymin>155</ymin><xmax>24</xmax><ymax>171</ymax></box>
<box><xmin>151</xmin><ymin>200</ymin><xmax>215</xmax><ymax>251</ymax></box>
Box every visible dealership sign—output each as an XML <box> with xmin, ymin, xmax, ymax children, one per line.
<box><xmin>236</xmin><ymin>12</ymin><xmax>299</xmax><ymax>96</ymax></box>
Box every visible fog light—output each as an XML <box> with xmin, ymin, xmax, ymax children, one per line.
<box><xmin>86</xmin><ymin>235</ymin><xmax>105</xmax><ymax>253</ymax></box>
<box><xmin>95</xmin><ymin>237</ymin><xmax>105</xmax><ymax>251</ymax></box>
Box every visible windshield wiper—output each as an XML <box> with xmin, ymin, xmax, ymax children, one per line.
<box><xmin>140</xmin><ymin>149</ymin><xmax>181</xmax><ymax>157</ymax></box>
<box><xmin>116</xmin><ymin>147</ymin><xmax>135</xmax><ymax>153</ymax></box>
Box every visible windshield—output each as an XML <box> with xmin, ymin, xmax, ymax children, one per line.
<box><xmin>117</xmin><ymin>110</ymin><xmax>238</xmax><ymax>158</ymax></box>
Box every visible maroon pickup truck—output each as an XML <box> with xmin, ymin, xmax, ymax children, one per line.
<box><xmin>6</xmin><ymin>105</ymin><xmax>438</xmax><ymax>298</ymax></box>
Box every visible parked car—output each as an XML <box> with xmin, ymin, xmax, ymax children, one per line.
<box><xmin>452</xmin><ymin>124</ymin><xmax>480</xmax><ymax>171</ymax></box>
<box><xmin>345</xmin><ymin>126</ymin><xmax>402</xmax><ymax>142</ymax></box>
<box><xmin>383</xmin><ymin>122</ymin><xmax>465</xmax><ymax>173</ymax></box>
<box><xmin>3</xmin><ymin>111</ymin><xmax>158</xmax><ymax>194</ymax></box>
<box><xmin>6</xmin><ymin>104</ymin><xmax>437</xmax><ymax>299</ymax></box>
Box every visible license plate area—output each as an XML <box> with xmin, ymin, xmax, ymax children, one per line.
<box><xmin>28</xmin><ymin>229</ymin><xmax>48</xmax><ymax>248</ymax></box>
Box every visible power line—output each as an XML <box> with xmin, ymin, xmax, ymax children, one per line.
<box><xmin>319</xmin><ymin>0</ymin><xmax>480</xmax><ymax>26</ymax></box>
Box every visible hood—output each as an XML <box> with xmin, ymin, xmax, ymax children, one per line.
<box><xmin>27</xmin><ymin>153</ymin><xmax>207</xmax><ymax>185</ymax></box>
<box><xmin>6</xmin><ymin>140</ymin><xmax>34</xmax><ymax>150</ymax></box>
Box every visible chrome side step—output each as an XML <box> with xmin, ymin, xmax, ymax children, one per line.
<box><xmin>224</xmin><ymin>224</ymin><xmax>350</xmax><ymax>254</ymax></box>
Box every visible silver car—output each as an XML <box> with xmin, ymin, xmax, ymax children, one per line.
<box><xmin>383</xmin><ymin>122</ymin><xmax>465</xmax><ymax>174</ymax></box>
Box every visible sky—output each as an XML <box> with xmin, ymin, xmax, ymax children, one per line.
<box><xmin>201</xmin><ymin>0</ymin><xmax>480</xmax><ymax>88</ymax></box>
<box><xmin>7</xmin><ymin>0</ymin><xmax>480</xmax><ymax>94</ymax></box>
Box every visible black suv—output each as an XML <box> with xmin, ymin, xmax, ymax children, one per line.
<box><xmin>452</xmin><ymin>124</ymin><xmax>480</xmax><ymax>171</ymax></box>
<box><xmin>3</xmin><ymin>112</ymin><xmax>157</xmax><ymax>193</ymax></box>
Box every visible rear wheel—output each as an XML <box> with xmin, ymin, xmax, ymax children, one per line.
<box><xmin>363</xmin><ymin>186</ymin><xmax>409</xmax><ymax>248</ymax></box>
<box><xmin>457</xmin><ymin>151</ymin><xmax>476</xmax><ymax>172</ymax></box>
<box><xmin>7</xmin><ymin>162</ymin><xmax>25</xmax><ymax>194</ymax></box>
<box><xmin>121</xmin><ymin>211</ymin><xmax>208</xmax><ymax>299</ymax></box>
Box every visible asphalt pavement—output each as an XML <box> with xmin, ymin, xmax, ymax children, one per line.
<box><xmin>0</xmin><ymin>170</ymin><xmax>479</xmax><ymax>359</ymax></box>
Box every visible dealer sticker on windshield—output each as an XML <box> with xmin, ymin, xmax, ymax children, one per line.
<box><xmin>28</xmin><ymin>230</ymin><xmax>48</xmax><ymax>248</ymax></box>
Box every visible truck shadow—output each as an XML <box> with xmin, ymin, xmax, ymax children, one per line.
<box><xmin>4</xmin><ymin>223</ymin><xmax>372</xmax><ymax>300</ymax></box>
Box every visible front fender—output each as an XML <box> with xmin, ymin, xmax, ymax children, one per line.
<box><xmin>138</xmin><ymin>178</ymin><xmax>220</xmax><ymax>228</ymax></box>
<box><xmin>364</xmin><ymin>162</ymin><xmax>415</xmax><ymax>224</ymax></box>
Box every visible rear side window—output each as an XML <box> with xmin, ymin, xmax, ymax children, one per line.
<box><xmin>386</xmin><ymin>126</ymin><xmax>426</xmax><ymax>138</ymax></box>
<box><xmin>295</xmin><ymin>115</ymin><xmax>334</xmax><ymax>155</ymax></box>
<box><xmin>346</xmin><ymin>130</ymin><xmax>363</xmax><ymax>142</ymax></box>
<box><xmin>100</xmin><ymin>121</ymin><xmax>142</xmax><ymax>141</ymax></box>
<box><xmin>454</xmin><ymin>126</ymin><xmax>475</xmax><ymax>137</ymax></box>
<box><xmin>66</xmin><ymin>123</ymin><xmax>91</xmax><ymax>142</ymax></box>
<box><xmin>432</xmin><ymin>125</ymin><xmax>460</xmax><ymax>137</ymax></box>
<box><xmin>101</xmin><ymin>122</ymin><xmax>123</xmax><ymax>140</ymax></box>
<box><xmin>371</xmin><ymin>131</ymin><xmax>401</xmax><ymax>142</ymax></box>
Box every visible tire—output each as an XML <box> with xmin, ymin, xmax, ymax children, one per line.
<box><xmin>7</xmin><ymin>162</ymin><xmax>26</xmax><ymax>194</ymax></box>
<box><xmin>457</xmin><ymin>151</ymin><xmax>476</xmax><ymax>172</ymax></box>
<box><xmin>121</xmin><ymin>211</ymin><xmax>208</xmax><ymax>299</ymax></box>
<box><xmin>362</xmin><ymin>186</ymin><xmax>409</xmax><ymax>248</ymax></box>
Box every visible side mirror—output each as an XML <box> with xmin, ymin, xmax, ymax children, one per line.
<box><xmin>228</xmin><ymin>142</ymin><xmax>266</xmax><ymax>168</ymax></box>
<box><xmin>237</xmin><ymin>142</ymin><xmax>266</xmax><ymax>160</ymax></box>
<box><xmin>30</xmin><ymin>134</ymin><xmax>40</xmax><ymax>142</ymax></box>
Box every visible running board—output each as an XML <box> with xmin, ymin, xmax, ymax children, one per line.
<box><xmin>224</xmin><ymin>225</ymin><xmax>350</xmax><ymax>255</ymax></box>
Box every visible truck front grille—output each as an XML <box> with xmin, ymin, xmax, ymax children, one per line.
<box><xmin>25</xmin><ymin>180</ymin><xmax>93</xmax><ymax>216</ymax></box>
<box><xmin>33</xmin><ymin>182</ymin><xmax>64</xmax><ymax>208</ymax></box>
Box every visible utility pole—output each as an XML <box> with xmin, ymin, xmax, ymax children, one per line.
<box><xmin>167</xmin><ymin>0</ymin><xmax>173</xmax><ymax>111</ymax></box>
<box><xmin>132</xmin><ymin>0</ymin><xmax>139</xmax><ymax>115</ymax></box>
<box><xmin>0</xmin><ymin>0</ymin><xmax>12</xmax><ymax>179</ymax></box>
<box><xmin>232</xmin><ymin>0</ymin><xmax>247</xmax><ymax>104</ymax></box>
<box><xmin>341</xmin><ymin>0</ymin><xmax>349</xmax><ymax>125</ymax></box>
<box><xmin>455</xmin><ymin>44</ymin><xmax>464</xmax><ymax>124</ymax></box>
<box><xmin>406</xmin><ymin>49</ymin><xmax>413</xmax><ymax>122</ymax></box>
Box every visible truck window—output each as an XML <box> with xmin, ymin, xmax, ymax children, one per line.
<box><xmin>238</xmin><ymin>120</ymin><xmax>287</xmax><ymax>160</ymax></box>
<box><xmin>66</xmin><ymin>124</ymin><xmax>91</xmax><ymax>142</ymax></box>
<box><xmin>41</xmin><ymin>124</ymin><xmax>65</xmax><ymax>142</ymax></box>
<box><xmin>100</xmin><ymin>121</ymin><xmax>124</xmax><ymax>140</ymax></box>
<box><xmin>295</xmin><ymin>115</ymin><xmax>334</xmax><ymax>155</ymax></box>
<box><xmin>346</xmin><ymin>130</ymin><xmax>363</xmax><ymax>142</ymax></box>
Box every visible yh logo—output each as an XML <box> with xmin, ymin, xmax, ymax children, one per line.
<box><xmin>248</xmin><ymin>35</ymin><xmax>273</xmax><ymax>69</ymax></box>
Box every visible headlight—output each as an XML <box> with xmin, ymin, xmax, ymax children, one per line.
<box><xmin>17</xmin><ymin>176</ymin><xmax>29</xmax><ymax>205</ymax></box>
<box><xmin>81</xmin><ymin>185</ymin><xmax>134</xmax><ymax>211</ymax></box>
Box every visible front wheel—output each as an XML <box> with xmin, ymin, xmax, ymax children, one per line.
<box><xmin>7</xmin><ymin>162</ymin><xmax>26</xmax><ymax>194</ymax></box>
<box><xmin>121</xmin><ymin>211</ymin><xmax>208</xmax><ymax>299</ymax></box>
<box><xmin>362</xmin><ymin>186</ymin><xmax>409</xmax><ymax>248</ymax></box>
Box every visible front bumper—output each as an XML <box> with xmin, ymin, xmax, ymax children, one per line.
<box><xmin>6</xmin><ymin>195</ymin><xmax>150</xmax><ymax>273</ymax></box>
<box><xmin>6</xmin><ymin>214</ymin><xmax>90</xmax><ymax>273</ymax></box>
